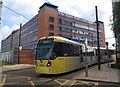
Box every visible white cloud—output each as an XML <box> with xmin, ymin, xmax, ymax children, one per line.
<box><xmin>8</xmin><ymin>16</ymin><xmax>24</xmax><ymax>23</ymax></box>
<box><xmin>4</xmin><ymin>0</ymin><xmax>44</xmax><ymax>16</ymax></box>
<box><xmin>0</xmin><ymin>25</ymin><xmax>19</xmax><ymax>39</ymax></box>
<box><xmin>0</xmin><ymin>24</ymin><xmax>19</xmax><ymax>51</ymax></box>
<box><xmin>106</xmin><ymin>38</ymin><xmax>115</xmax><ymax>49</ymax></box>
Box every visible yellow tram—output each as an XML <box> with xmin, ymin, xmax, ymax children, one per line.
<box><xmin>35</xmin><ymin>36</ymin><xmax>85</xmax><ymax>74</ymax></box>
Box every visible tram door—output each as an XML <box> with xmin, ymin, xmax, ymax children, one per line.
<box><xmin>79</xmin><ymin>46</ymin><xmax>83</xmax><ymax>63</ymax></box>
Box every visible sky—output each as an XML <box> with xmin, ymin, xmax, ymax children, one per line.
<box><xmin>0</xmin><ymin>0</ymin><xmax>115</xmax><ymax>51</ymax></box>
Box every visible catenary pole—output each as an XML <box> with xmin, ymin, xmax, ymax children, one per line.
<box><xmin>95</xmin><ymin>6</ymin><xmax>101</xmax><ymax>70</ymax></box>
<box><xmin>18</xmin><ymin>23</ymin><xmax>22</xmax><ymax>64</ymax></box>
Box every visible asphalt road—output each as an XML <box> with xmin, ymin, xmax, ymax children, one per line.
<box><xmin>1</xmin><ymin>67</ymin><xmax>120</xmax><ymax>87</ymax></box>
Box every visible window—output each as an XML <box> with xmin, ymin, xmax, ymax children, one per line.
<box><xmin>53</xmin><ymin>42</ymin><xmax>81</xmax><ymax>57</ymax></box>
<box><xmin>49</xmin><ymin>17</ymin><xmax>54</xmax><ymax>22</ymax></box>
<box><xmin>58</xmin><ymin>18</ymin><xmax>62</xmax><ymax>23</ymax></box>
<box><xmin>58</xmin><ymin>26</ymin><xmax>72</xmax><ymax>33</ymax></box>
<box><xmin>21</xmin><ymin>28</ymin><xmax>38</xmax><ymax>38</ymax></box>
<box><xmin>21</xmin><ymin>35</ymin><xmax>38</xmax><ymax>45</ymax></box>
<box><xmin>58</xmin><ymin>18</ymin><xmax>72</xmax><ymax>26</ymax></box>
<box><xmin>49</xmin><ymin>32</ymin><xmax>54</xmax><ymax>36</ymax></box>
<box><xmin>58</xmin><ymin>26</ymin><xmax>62</xmax><ymax>31</ymax></box>
<box><xmin>23</xmin><ymin>44</ymin><xmax>37</xmax><ymax>49</ymax></box>
<box><xmin>49</xmin><ymin>24</ymin><xmax>54</xmax><ymax>30</ymax></box>
<box><xmin>21</xmin><ymin>20</ymin><xmax>38</xmax><ymax>33</ymax></box>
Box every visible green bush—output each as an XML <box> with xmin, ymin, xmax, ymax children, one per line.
<box><xmin>1</xmin><ymin>60</ymin><xmax>14</xmax><ymax>66</ymax></box>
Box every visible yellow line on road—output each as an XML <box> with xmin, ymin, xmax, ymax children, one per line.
<box><xmin>54</xmin><ymin>79</ymin><xmax>69</xmax><ymax>85</ymax></box>
<box><xmin>71</xmin><ymin>80</ymin><xmax>98</xmax><ymax>86</ymax></box>
<box><xmin>71</xmin><ymin>80</ymin><xmax>76</xmax><ymax>85</ymax></box>
<box><xmin>0</xmin><ymin>75</ymin><xmax>7</xmax><ymax>87</ymax></box>
<box><xmin>27</xmin><ymin>77</ymin><xmax>35</xmax><ymax>87</ymax></box>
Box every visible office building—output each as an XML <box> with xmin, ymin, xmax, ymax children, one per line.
<box><xmin>1</xmin><ymin>3</ymin><xmax>105</xmax><ymax>53</ymax></box>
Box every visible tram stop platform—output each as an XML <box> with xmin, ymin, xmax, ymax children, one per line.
<box><xmin>73</xmin><ymin>62</ymin><xmax>120</xmax><ymax>84</ymax></box>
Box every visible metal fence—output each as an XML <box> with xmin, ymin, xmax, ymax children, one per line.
<box><xmin>0</xmin><ymin>51</ymin><xmax>14</xmax><ymax>64</ymax></box>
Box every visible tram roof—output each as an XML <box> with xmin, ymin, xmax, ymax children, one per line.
<box><xmin>39</xmin><ymin>36</ymin><xmax>85</xmax><ymax>46</ymax></box>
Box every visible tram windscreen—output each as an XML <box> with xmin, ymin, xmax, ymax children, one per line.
<box><xmin>36</xmin><ymin>38</ymin><xmax>54</xmax><ymax>60</ymax></box>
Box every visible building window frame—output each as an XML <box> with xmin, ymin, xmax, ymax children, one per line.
<box><xmin>49</xmin><ymin>24</ymin><xmax>54</xmax><ymax>30</ymax></box>
<box><xmin>49</xmin><ymin>32</ymin><xmax>54</xmax><ymax>36</ymax></box>
<box><xmin>49</xmin><ymin>17</ymin><xmax>54</xmax><ymax>22</ymax></box>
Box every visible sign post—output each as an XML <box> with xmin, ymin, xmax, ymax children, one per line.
<box><xmin>85</xmin><ymin>38</ymin><xmax>88</xmax><ymax>77</ymax></box>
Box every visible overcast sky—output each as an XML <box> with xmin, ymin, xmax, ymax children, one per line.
<box><xmin>0</xmin><ymin>0</ymin><xmax>115</xmax><ymax>51</ymax></box>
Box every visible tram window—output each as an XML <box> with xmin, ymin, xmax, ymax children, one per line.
<box><xmin>54</xmin><ymin>42</ymin><xmax>80</xmax><ymax>57</ymax></box>
<box><xmin>79</xmin><ymin>46</ymin><xmax>83</xmax><ymax>62</ymax></box>
<box><xmin>53</xmin><ymin>42</ymin><xmax>64</xmax><ymax>57</ymax></box>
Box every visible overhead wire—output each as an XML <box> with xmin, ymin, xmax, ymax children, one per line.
<box><xmin>2</xmin><ymin>4</ymin><xmax>29</xmax><ymax>20</ymax></box>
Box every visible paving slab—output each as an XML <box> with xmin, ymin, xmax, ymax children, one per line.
<box><xmin>1</xmin><ymin>64</ymin><xmax>35</xmax><ymax>73</ymax></box>
<box><xmin>73</xmin><ymin>62</ymin><xmax>120</xmax><ymax>84</ymax></box>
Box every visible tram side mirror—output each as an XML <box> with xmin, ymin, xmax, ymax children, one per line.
<box><xmin>53</xmin><ymin>53</ymin><xmax>57</xmax><ymax>59</ymax></box>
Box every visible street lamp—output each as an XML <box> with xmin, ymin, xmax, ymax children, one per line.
<box><xmin>85</xmin><ymin>37</ymin><xmax>88</xmax><ymax>77</ymax></box>
<box><xmin>18</xmin><ymin>46</ymin><xmax>22</xmax><ymax>64</ymax></box>
<box><xmin>19</xmin><ymin>46</ymin><xmax>22</xmax><ymax>51</ymax></box>
<box><xmin>106</xmin><ymin>42</ymin><xmax>109</xmax><ymax>67</ymax></box>
<box><xmin>18</xmin><ymin>23</ymin><xmax>22</xmax><ymax>64</ymax></box>
<box><xmin>95</xmin><ymin>6</ymin><xmax>101</xmax><ymax>70</ymax></box>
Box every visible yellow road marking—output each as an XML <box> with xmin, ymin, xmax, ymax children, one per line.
<box><xmin>71</xmin><ymin>80</ymin><xmax>76</xmax><ymax>85</ymax></box>
<box><xmin>0</xmin><ymin>75</ymin><xmax>7</xmax><ymax>87</ymax></box>
<box><xmin>54</xmin><ymin>79</ymin><xmax>69</xmax><ymax>85</ymax></box>
<box><xmin>71</xmin><ymin>80</ymin><xmax>98</xmax><ymax>86</ymax></box>
<box><xmin>27</xmin><ymin>77</ymin><xmax>35</xmax><ymax>87</ymax></box>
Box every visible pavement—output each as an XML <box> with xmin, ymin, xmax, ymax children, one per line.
<box><xmin>73</xmin><ymin>62</ymin><xmax>120</xmax><ymax>84</ymax></box>
<box><xmin>0</xmin><ymin>64</ymin><xmax>34</xmax><ymax>73</ymax></box>
<box><xmin>0</xmin><ymin>62</ymin><xmax>120</xmax><ymax>84</ymax></box>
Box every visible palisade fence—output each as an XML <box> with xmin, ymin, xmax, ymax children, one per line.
<box><xmin>0</xmin><ymin>51</ymin><xmax>14</xmax><ymax>65</ymax></box>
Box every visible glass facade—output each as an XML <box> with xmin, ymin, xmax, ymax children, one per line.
<box><xmin>21</xmin><ymin>35</ymin><xmax>38</xmax><ymax>45</ymax></box>
<box><xmin>23</xmin><ymin>44</ymin><xmax>37</xmax><ymax>49</ymax></box>
<box><xmin>58</xmin><ymin>18</ymin><xmax>102</xmax><ymax>32</ymax></box>
<box><xmin>21</xmin><ymin>28</ymin><xmax>38</xmax><ymax>38</ymax></box>
<box><xmin>1</xmin><ymin>39</ymin><xmax>10</xmax><ymax>47</ymax></box>
<box><xmin>21</xmin><ymin>20</ymin><xmax>38</xmax><ymax>33</ymax></box>
<box><xmin>12</xmin><ymin>43</ymin><xmax>19</xmax><ymax>48</ymax></box>
<box><xmin>59</xmin><ymin>12</ymin><xmax>95</xmax><ymax>25</ymax></box>
<box><xmin>59</xmin><ymin>34</ymin><xmax>103</xmax><ymax>44</ymax></box>
<box><xmin>58</xmin><ymin>18</ymin><xmax>73</xmax><ymax>26</ymax></box>
<box><xmin>1</xmin><ymin>38</ymin><xmax>11</xmax><ymax>52</ymax></box>
<box><xmin>58</xmin><ymin>26</ymin><xmax>101</xmax><ymax>38</ymax></box>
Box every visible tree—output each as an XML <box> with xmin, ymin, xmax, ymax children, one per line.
<box><xmin>112</xmin><ymin>1</ymin><xmax>120</xmax><ymax>63</ymax></box>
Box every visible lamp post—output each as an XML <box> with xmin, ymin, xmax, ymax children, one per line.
<box><xmin>106</xmin><ymin>42</ymin><xmax>109</xmax><ymax>67</ymax></box>
<box><xmin>95</xmin><ymin>6</ymin><xmax>101</xmax><ymax>70</ymax></box>
<box><xmin>85</xmin><ymin>38</ymin><xmax>88</xmax><ymax>77</ymax></box>
<box><xmin>18</xmin><ymin>23</ymin><xmax>22</xmax><ymax>64</ymax></box>
<box><xmin>18</xmin><ymin>46</ymin><xmax>22</xmax><ymax>64</ymax></box>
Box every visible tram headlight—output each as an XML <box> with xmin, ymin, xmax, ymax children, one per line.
<box><xmin>47</xmin><ymin>61</ymin><xmax>52</xmax><ymax>67</ymax></box>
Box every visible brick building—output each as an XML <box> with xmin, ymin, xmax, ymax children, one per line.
<box><xmin>1</xmin><ymin>3</ymin><xmax>105</xmax><ymax>53</ymax></box>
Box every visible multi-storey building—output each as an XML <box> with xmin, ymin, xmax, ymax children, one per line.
<box><xmin>1</xmin><ymin>3</ymin><xmax>105</xmax><ymax>53</ymax></box>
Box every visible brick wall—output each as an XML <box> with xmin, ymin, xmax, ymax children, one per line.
<box><xmin>19</xmin><ymin>49</ymin><xmax>34</xmax><ymax>64</ymax></box>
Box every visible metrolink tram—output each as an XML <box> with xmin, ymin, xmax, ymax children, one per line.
<box><xmin>35</xmin><ymin>36</ymin><xmax>113</xmax><ymax>74</ymax></box>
